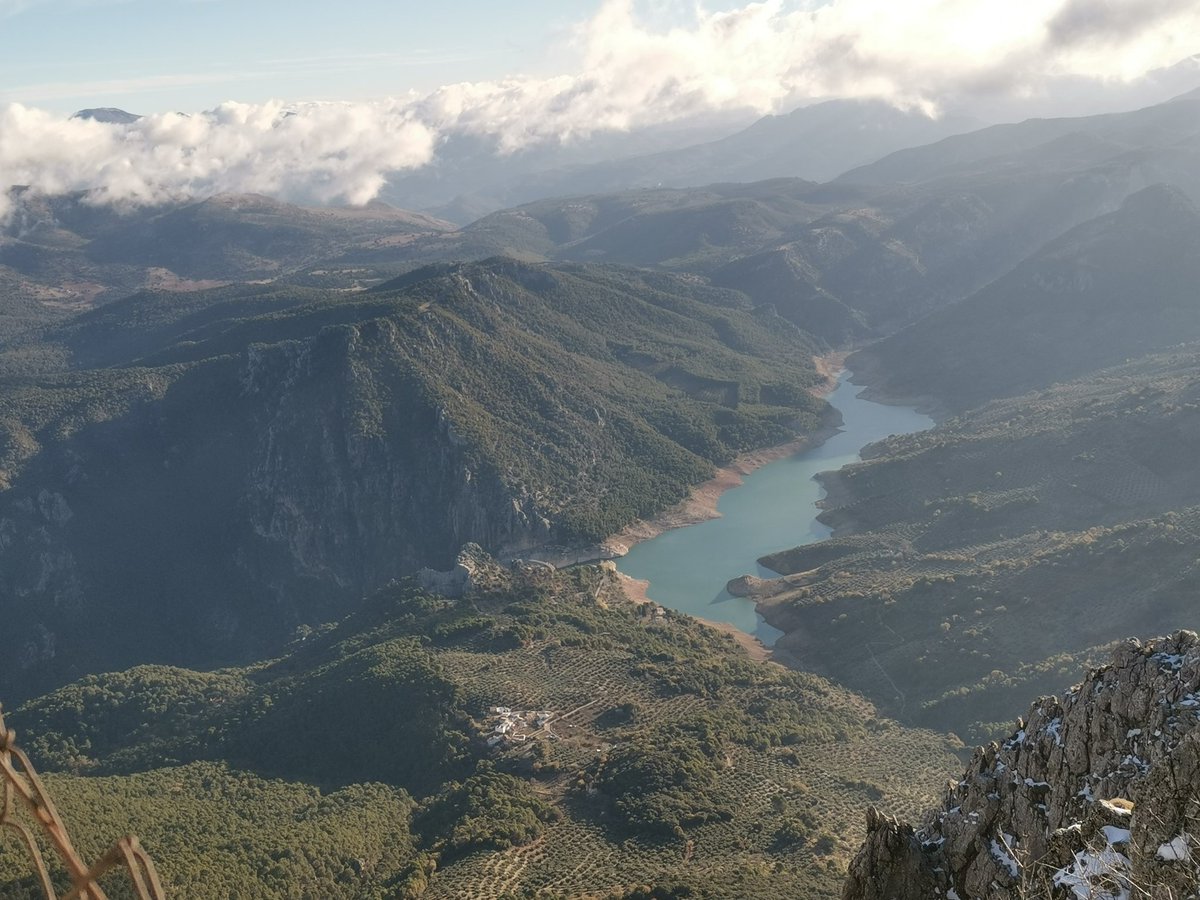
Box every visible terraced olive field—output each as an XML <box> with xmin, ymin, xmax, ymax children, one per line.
<box><xmin>5</xmin><ymin>562</ymin><xmax>959</xmax><ymax>899</ymax></box>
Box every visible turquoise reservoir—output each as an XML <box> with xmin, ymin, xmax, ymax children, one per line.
<box><xmin>616</xmin><ymin>372</ymin><xmax>933</xmax><ymax>643</ymax></box>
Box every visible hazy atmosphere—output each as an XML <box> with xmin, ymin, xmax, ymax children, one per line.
<box><xmin>2</xmin><ymin>0</ymin><xmax>1199</xmax><ymax>216</ymax></box>
<box><xmin>3</xmin><ymin>1</ymin><xmax>1200</xmax><ymax>898</ymax></box>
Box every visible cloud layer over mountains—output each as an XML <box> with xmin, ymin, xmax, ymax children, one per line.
<box><xmin>2</xmin><ymin>0</ymin><xmax>1199</xmax><ymax>217</ymax></box>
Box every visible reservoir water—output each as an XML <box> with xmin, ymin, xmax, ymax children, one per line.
<box><xmin>616</xmin><ymin>372</ymin><xmax>933</xmax><ymax>644</ymax></box>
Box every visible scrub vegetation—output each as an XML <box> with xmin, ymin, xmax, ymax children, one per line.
<box><xmin>4</xmin><ymin>564</ymin><xmax>959</xmax><ymax>899</ymax></box>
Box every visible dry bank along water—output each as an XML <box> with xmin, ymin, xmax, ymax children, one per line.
<box><xmin>616</xmin><ymin>364</ymin><xmax>934</xmax><ymax>654</ymax></box>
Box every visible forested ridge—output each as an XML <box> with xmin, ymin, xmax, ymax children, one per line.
<box><xmin>4</xmin><ymin>562</ymin><xmax>958</xmax><ymax>898</ymax></box>
<box><xmin>0</xmin><ymin>258</ymin><xmax>825</xmax><ymax>702</ymax></box>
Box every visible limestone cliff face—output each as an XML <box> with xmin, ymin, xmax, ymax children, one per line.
<box><xmin>0</xmin><ymin>321</ymin><xmax>553</xmax><ymax>700</ymax></box>
<box><xmin>234</xmin><ymin>322</ymin><xmax>553</xmax><ymax>598</ymax></box>
<box><xmin>0</xmin><ymin>258</ymin><xmax>826</xmax><ymax>700</ymax></box>
<box><xmin>844</xmin><ymin>631</ymin><xmax>1200</xmax><ymax>900</ymax></box>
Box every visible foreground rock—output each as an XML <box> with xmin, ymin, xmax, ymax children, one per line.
<box><xmin>844</xmin><ymin>631</ymin><xmax>1200</xmax><ymax>899</ymax></box>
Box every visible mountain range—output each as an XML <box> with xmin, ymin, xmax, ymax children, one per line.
<box><xmin>377</xmin><ymin>89</ymin><xmax>1200</xmax><ymax>350</ymax></box>
<box><xmin>4</xmin><ymin>86</ymin><xmax>1200</xmax><ymax>899</ymax></box>
<box><xmin>380</xmin><ymin>99</ymin><xmax>982</xmax><ymax>222</ymax></box>
<box><xmin>722</xmin><ymin>96</ymin><xmax>1200</xmax><ymax>748</ymax></box>
<box><xmin>0</xmin><ymin>257</ymin><xmax>825</xmax><ymax>701</ymax></box>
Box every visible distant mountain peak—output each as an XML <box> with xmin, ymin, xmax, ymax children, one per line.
<box><xmin>1164</xmin><ymin>77</ymin><xmax>1200</xmax><ymax>104</ymax></box>
<box><xmin>1115</xmin><ymin>182</ymin><xmax>1199</xmax><ymax>224</ymax></box>
<box><xmin>71</xmin><ymin>108</ymin><xmax>141</xmax><ymax>125</ymax></box>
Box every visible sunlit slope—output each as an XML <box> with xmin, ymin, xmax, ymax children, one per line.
<box><xmin>756</xmin><ymin>346</ymin><xmax>1200</xmax><ymax>741</ymax></box>
<box><xmin>0</xmin><ymin>259</ymin><xmax>824</xmax><ymax>700</ymax></box>
<box><xmin>6</xmin><ymin>564</ymin><xmax>960</xmax><ymax>899</ymax></box>
<box><xmin>0</xmin><ymin>191</ymin><xmax>453</xmax><ymax>319</ymax></box>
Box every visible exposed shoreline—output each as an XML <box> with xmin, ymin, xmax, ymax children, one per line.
<box><xmin>845</xmin><ymin>347</ymin><xmax>950</xmax><ymax>423</ymax></box>
<box><xmin>604</xmin><ymin>351</ymin><xmax>848</xmax><ymax>560</ymax></box>
<box><xmin>607</xmin><ymin>352</ymin><xmax>849</xmax><ymax>663</ymax></box>
<box><xmin>616</xmin><ymin>572</ymin><xmax>773</xmax><ymax>663</ymax></box>
<box><xmin>749</xmin><ymin>359</ymin><xmax>943</xmax><ymax>657</ymax></box>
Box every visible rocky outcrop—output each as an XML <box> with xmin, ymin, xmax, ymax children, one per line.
<box><xmin>236</xmin><ymin>324</ymin><xmax>554</xmax><ymax>598</ymax></box>
<box><xmin>0</xmin><ymin>257</ymin><xmax>828</xmax><ymax>704</ymax></box>
<box><xmin>417</xmin><ymin>543</ymin><xmax>502</xmax><ymax>598</ymax></box>
<box><xmin>844</xmin><ymin>631</ymin><xmax>1200</xmax><ymax>900</ymax></box>
<box><xmin>843</xmin><ymin>808</ymin><xmax>943</xmax><ymax>899</ymax></box>
<box><xmin>0</xmin><ymin>323</ymin><xmax>554</xmax><ymax>703</ymax></box>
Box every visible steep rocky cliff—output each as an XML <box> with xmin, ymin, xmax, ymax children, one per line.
<box><xmin>844</xmin><ymin>631</ymin><xmax>1200</xmax><ymax>899</ymax></box>
<box><xmin>0</xmin><ymin>259</ymin><xmax>824</xmax><ymax>700</ymax></box>
<box><xmin>0</xmin><ymin>330</ymin><xmax>542</xmax><ymax>698</ymax></box>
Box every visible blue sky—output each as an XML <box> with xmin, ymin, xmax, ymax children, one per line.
<box><xmin>5</xmin><ymin>0</ymin><xmax>1198</xmax><ymax>119</ymax></box>
<box><xmin>2</xmin><ymin>0</ymin><xmax>1198</xmax><ymax>218</ymax></box>
<box><xmin>0</xmin><ymin>0</ymin><xmax>631</xmax><ymax>113</ymax></box>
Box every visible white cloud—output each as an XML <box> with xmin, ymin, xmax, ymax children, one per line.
<box><xmin>3</xmin><ymin>0</ymin><xmax>1200</xmax><ymax>217</ymax></box>
<box><xmin>415</xmin><ymin>0</ymin><xmax>1200</xmax><ymax>146</ymax></box>
<box><xmin>0</xmin><ymin>101</ymin><xmax>436</xmax><ymax>217</ymax></box>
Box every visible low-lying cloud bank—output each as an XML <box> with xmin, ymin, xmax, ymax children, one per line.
<box><xmin>3</xmin><ymin>0</ymin><xmax>1199</xmax><ymax>218</ymax></box>
<box><xmin>0</xmin><ymin>101</ymin><xmax>437</xmax><ymax>214</ymax></box>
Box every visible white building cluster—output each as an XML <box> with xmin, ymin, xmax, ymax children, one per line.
<box><xmin>484</xmin><ymin>706</ymin><xmax>554</xmax><ymax>747</ymax></box>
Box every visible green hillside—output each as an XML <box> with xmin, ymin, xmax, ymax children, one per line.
<box><xmin>754</xmin><ymin>346</ymin><xmax>1200</xmax><ymax>741</ymax></box>
<box><xmin>419</xmin><ymin>180</ymin><xmax>832</xmax><ymax>271</ymax></box>
<box><xmin>0</xmin><ymin>190</ymin><xmax>454</xmax><ymax>327</ymax></box>
<box><xmin>852</xmin><ymin>185</ymin><xmax>1200</xmax><ymax>412</ymax></box>
<box><xmin>4</xmin><ymin>562</ymin><xmax>960</xmax><ymax>899</ymax></box>
<box><xmin>0</xmin><ymin>258</ymin><xmax>825</xmax><ymax>701</ymax></box>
